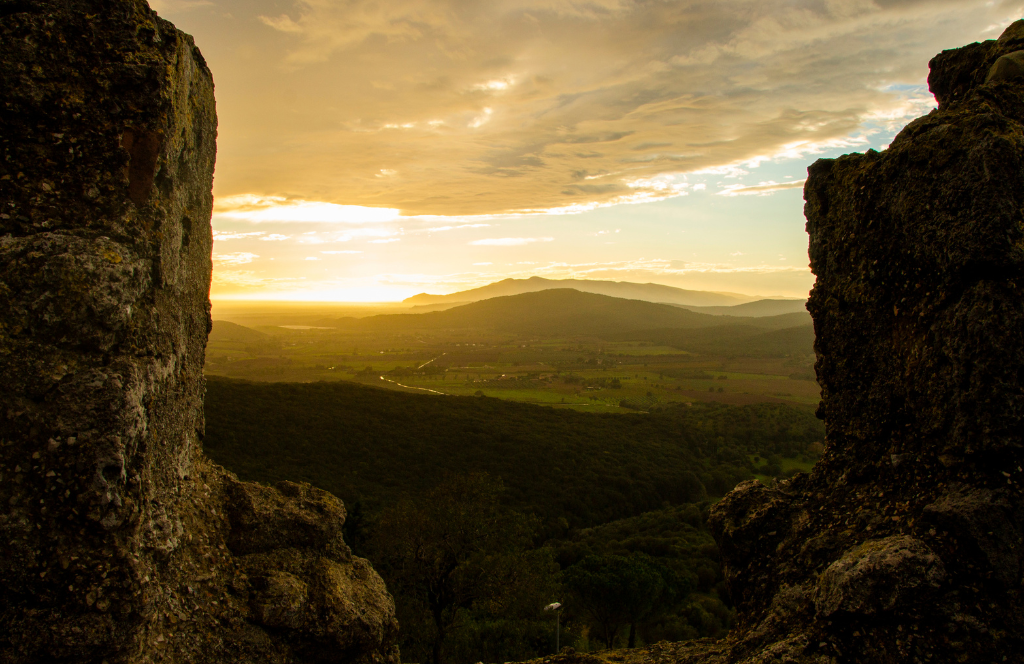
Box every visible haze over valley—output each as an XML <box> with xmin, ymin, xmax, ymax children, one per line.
<box><xmin>206</xmin><ymin>282</ymin><xmax>817</xmax><ymax>413</ymax></box>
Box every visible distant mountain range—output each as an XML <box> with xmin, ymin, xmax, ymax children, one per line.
<box><xmin>209</xmin><ymin>320</ymin><xmax>270</xmax><ymax>343</ymax></box>
<box><xmin>675</xmin><ymin>299</ymin><xmax>808</xmax><ymax>317</ymax></box>
<box><xmin>218</xmin><ymin>289</ymin><xmax>814</xmax><ymax>357</ymax></box>
<box><xmin>333</xmin><ymin>289</ymin><xmax>811</xmax><ymax>338</ymax></box>
<box><xmin>403</xmin><ymin>276</ymin><xmax>789</xmax><ymax>308</ymax></box>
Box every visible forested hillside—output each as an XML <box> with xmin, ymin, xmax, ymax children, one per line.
<box><xmin>204</xmin><ymin>377</ymin><xmax>824</xmax><ymax>662</ymax></box>
<box><xmin>204</xmin><ymin>377</ymin><xmax>823</xmax><ymax>526</ymax></box>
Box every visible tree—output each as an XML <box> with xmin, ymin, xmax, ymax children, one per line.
<box><xmin>563</xmin><ymin>553</ymin><xmax>665</xmax><ymax>649</ymax></box>
<box><xmin>368</xmin><ymin>473</ymin><xmax>539</xmax><ymax>664</ymax></box>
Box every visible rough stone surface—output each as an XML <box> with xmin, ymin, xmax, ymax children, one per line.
<box><xmin>0</xmin><ymin>2</ymin><xmax>399</xmax><ymax>662</ymax></box>
<box><xmin>813</xmin><ymin>536</ymin><xmax>946</xmax><ymax>618</ymax></box>
<box><xmin>570</xmin><ymin>22</ymin><xmax>1024</xmax><ymax>664</ymax></box>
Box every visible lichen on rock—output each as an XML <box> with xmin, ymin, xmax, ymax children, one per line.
<box><xmin>814</xmin><ymin>536</ymin><xmax>946</xmax><ymax>618</ymax></box>
<box><xmin>0</xmin><ymin>2</ymin><xmax>398</xmax><ymax>662</ymax></box>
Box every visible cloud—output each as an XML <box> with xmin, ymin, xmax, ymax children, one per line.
<box><xmin>213</xmin><ymin>252</ymin><xmax>260</xmax><ymax>266</ymax></box>
<box><xmin>212</xmin><ymin>270</ymin><xmax>306</xmax><ymax>291</ymax></box>
<box><xmin>149</xmin><ymin>0</ymin><xmax>211</xmax><ymax>13</ymax></box>
<box><xmin>321</xmin><ymin>250</ymin><xmax>364</xmax><ymax>254</ymax></box>
<box><xmin>370</xmin><ymin>238</ymin><xmax>401</xmax><ymax>244</ymax></box>
<box><xmin>470</xmin><ymin>237</ymin><xmax>554</xmax><ymax>246</ymax></box>
<box><xmin>212</xmin><ymin>254</ymin><xmax>814</xmax><ymax>301</ymax></box>
<box><xmin>213</xmin><ymin>231</ymin><xmax>265</xmax><ymax>241</ymax></box>
<box><xmin>421</xmin><ymin>224</ymin><xmax>492</xmax><ymax>233</ymax></box>
<box><xmin>517</xmin><ymin>258</ymin><xmax>812</xmax><ymax>282</ymax></box>
<box><xmin>717</xmin><ymin>180</ymin><xmax>808</xmax><ymax>197</ymax></box>
<box><xmin>214</xmin><ymin>195</ymin><xmax>400</xmax><ymax>224</ymax></box>
<box><xmin>258</xmin><ymin>14</ymin><xmax>304</xmax><ymax>34</ymax></box>
<box><xmin>205</xmin><ymin>0</ymin><xmax>1004</xmax><ymax>216</ymax></box>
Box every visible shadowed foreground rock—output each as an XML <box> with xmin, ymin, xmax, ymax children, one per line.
<box><xmin>582</xmin><ymin>23</ymin><xmax>1024</xmax><ymax>664</ymax></box>
<box><xmin>0</xmin><ymin>2</ymin><xmax>398</xmax><ymax>662</ymax></box>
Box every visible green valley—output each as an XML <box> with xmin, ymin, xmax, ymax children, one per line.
<box><xmin>206</xmin><ymin>289</ymin><xmax>818</xmax><ymax>413</ymax></box>
<box><xmin>204</xmin><ymin>375</ymin><xmax>824</xmax><ymax>662</ymax></box>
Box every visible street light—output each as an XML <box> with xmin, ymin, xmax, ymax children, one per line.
<box><xmin>544</xmin><ymin>602</ymin><xmax>563</xmax><ymax>654</ymax></box>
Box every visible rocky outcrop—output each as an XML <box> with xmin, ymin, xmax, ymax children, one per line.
<box><xmin>627</xmin><ymin>22</ymin><xmax>1024</xmax><ymax>664</ymax></box>
<box><xmin>0</xmin><ymin>2</ymin><xmax>398</xmax><ymax>662</ymax></box>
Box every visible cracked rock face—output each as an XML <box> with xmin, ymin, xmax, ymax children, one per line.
<box><xmin>632</xmin><ymin>22</ymin><xmax>1024</xmax><ymax>664</ymax></box>
<box><xmin>0</xmin><ymin>2</ymin><xmax>398</xmax><ymax>662</ymax></box>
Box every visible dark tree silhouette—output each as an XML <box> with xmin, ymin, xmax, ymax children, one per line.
<box><xmin>369</xmin><ymin>473</ymin><xmax>537</xmax><ymax>664</ymax></box>
<box><xmin>563</xmin><ymin>553</ymin><xmax>666</xmax><ymax>649</ymax></box>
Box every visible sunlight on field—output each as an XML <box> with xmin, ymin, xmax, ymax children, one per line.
<box><xmin>205</xmin><ymin>325</ymin><xmax>819</xmax><ymax>412</ymax></box>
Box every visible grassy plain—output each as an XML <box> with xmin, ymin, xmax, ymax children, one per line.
<box><xmin>205</xmin><ymin>321</ymin><xmax>819</xmax><ymax>413</ymax></box>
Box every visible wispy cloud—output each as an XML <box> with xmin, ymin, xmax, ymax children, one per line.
<box><xmin>213</xmin><ymin>231</ymin><xmax>265</xmax><ymax>241</ymax></box>
<box><xmin>470</xmin><ymin>237</ymin><xmax>554</xmax><ymax>246</ymax></box>
<box><xmin>212</xmin><ymin>270</ymin><xmax>306</xmax><ymax>290</ymax></box>
<box><xmin>717</xmin><ymin>180</ymin><xmax>807</xmax><ymax>197</ymax></box>
<box><xmin>211</xmin><ymin>0</ymin><xmax>1004</xmax><ymax>216</ymax></box>
<box><xmin>149</xmin><ymin>0</ymin><xmax>211</xmax><ymax>13</ymax></box>
<box><xmin>523</xmin><ymin>258</ymin><xmax>810</xmax><ymax>279</ymax></box>
<box><xmin>213</xmin><ymin>252</ymin><xmax>260</xmax><ymax>266</ymax></box>
<box><xmin>214</xmin><ymin>195</ymin><xmax>400</xmax><ymax>224</ymax></box>
<box><xmin>421</xmin><ymin>224</ymin><xmax>492</xmax><ymax>233</ymax></box>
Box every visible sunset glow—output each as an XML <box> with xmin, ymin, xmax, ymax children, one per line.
<box><xmin>150</xmin><ymin>0</ymin><xmax>1021</xmax><ymax>302</ymax></box>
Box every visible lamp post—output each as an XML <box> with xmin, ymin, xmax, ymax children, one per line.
<box><xmin>544</xmin><ymin>602</ymin><xmax>563</xmax><ymax>654</ymax></box>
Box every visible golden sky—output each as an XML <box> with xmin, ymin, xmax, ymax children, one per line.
<box><xmin>154</xmin><ymin>0</ymin><xmax>1021</xmax><ymax>301</ymax></box>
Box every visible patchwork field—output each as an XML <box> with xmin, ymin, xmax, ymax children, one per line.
<box><xmin>205</xmin><ymin>326</ymin><xmax>819</xmax><ymax>413</ymax></box>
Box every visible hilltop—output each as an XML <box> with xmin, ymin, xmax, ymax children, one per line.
<box><xmin>674</xmin><ymin>299</ymin><xmax>808</xmax><ymax>318</ymax></box>
<box><xmin>327</xmin><ymin>289</ymin><xmax>810</xmax><ymax>338</ymax></box>
<box><xmin>206</xmin><ymin>288</ymin><xmax>817</xmax><ymax>408</ymax></box>
<box><xmin>403</xmin><ymin>277</ymin><xmax>767</xmax><ymax>308</ymax></box>
<box><xmin>208</xmin><ymin>320</ymin><xmax>269</xmax><ymax>343</ymax></box>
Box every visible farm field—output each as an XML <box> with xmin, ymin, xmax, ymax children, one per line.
<box><xmin>205</xmin><ymin>324</ymin><xmax>820</xmax><ymax>413</ymax></box>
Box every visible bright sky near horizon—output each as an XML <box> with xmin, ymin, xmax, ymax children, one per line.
<box><xmin>154</xmin><ymin>0</ymin><xmax>1022</xmax><ymax>302</ymax></box>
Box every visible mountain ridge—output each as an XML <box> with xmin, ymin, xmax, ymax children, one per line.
<box><xmin>403</xmin><ymin>276</ymin><xmax>792</xmax><ymax>307</ymax></box>
<box><xmin>329</xmin><ymin>289</ymin><xmax>810</xmax><ymax>338</ymax></box>
<box><xmin>674</xmin><ymin>299</ymin><xmax>808</xmax><ymax>317</ymax></box>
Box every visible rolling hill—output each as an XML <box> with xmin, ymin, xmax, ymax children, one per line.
<box><xmin>676</xmin><ymin>299</ymin><xmax>808</xmax><ymax>317</ymax></box>
<box><xmin>330</xmin><ymin>289</ymin><xmax>809</xmax><ymax>339</ymax></box>
<box><xmin>403</xmin><ymin>276</ymin><xmax>757</xmax><ymax>307</ymax></box>
<box><xmin>208</xmin><ymin>320</ymin><xmax>270</xmax><ymax>343</ymax></box>
<box><xmin>608</xmin><ymin>324</ymin><xmax>816</xmax><ymax>357</ymax></box>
